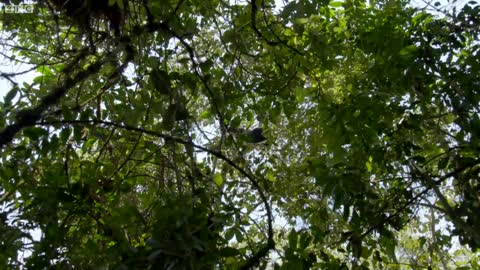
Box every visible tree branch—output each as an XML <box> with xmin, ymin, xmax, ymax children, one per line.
<box><xmin>39</xmin><ymin>119</ymin><xmax>275</xmax><ymax>268</ymax></box>
<box><xmin>0</xmin><ymin>49</ymin><xmax>100</xmax><ymax>148</ymax></box>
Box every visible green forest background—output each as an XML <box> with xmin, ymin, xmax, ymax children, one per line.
<box><xmin>0</xmin><ymin>0</ymin><xmax>479</xmax><ymax>269</ymax></box>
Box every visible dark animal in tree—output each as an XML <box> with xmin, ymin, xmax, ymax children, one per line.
<box><xmin>46</xmin><ymin>0</ymin><xmax>128</xmax><ymax>36</ymax></box>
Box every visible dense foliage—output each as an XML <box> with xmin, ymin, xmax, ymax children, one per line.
<box><xmin>0</xmin><ymin>0</ymin><xmax>479</xmax><ymax>269</ymax></box>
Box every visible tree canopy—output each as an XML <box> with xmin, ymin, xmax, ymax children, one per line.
<box><xmin>0</xmin><ymin>0</ymin><xmax>479</xmax><ymax>269</ymax></box>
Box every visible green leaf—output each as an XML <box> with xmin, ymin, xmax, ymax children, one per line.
<box><xmin>234</xmin><ymin>228</ymin><xmax>244</xmax><ymax>242</ymax></box>
<box><xmin>200</xmin><ymin>109</ymin><xmax>211</xmax><ymax>119</ymax></box>
<box><xmin>288</xmin><ymin>230</ymin><xmax>298</xmax><ymax>248</ymax></box>
<box><xmin>200</xmin><ymin>60</ymin><xmax>214</xmax><ymax>73</ymax></box>
<box><xmin>214</xmin><ymin>173</ymin><xmax>223</xmax><ymax>186</ymax></box>
<box><xmin>299</xmin><ymin>232</ymin><xmax>311</xmax><ymax>249</ymax></box>
<box><xmin>437</xmin><ymin>156</ymin><xmax>449</xmax><ymax>170</ymax></box>
<box><xmin>329</xmin><ymin>1</ymin><xmax>343</xmax><ymax>7</ymax></box>
<box><xmin>117</xmin><ymin>0</ymin><xmax>124</xmax><ymax>9</ymax></box>
<box><xmin>3</xmin><ymin>87</ymin><xmax>18</xmax><ymax>105</ymax></box>
<box><xmin>220</xmin><ymin>247</ymin><xmax>240</xmax><ymax>257</ymax></box>
<box><xmin>37</xmin><ymin>66</ymin><xmax>54</xmax><ymax>76</ymax></box>
<box><xmin>399</xmin><ymin>45</ymin><xmax>418</xmax><ymax>56</ymax></box>
<box><xmin>365</xmin><ymin>156</ymin><xmax>373</xmax><ymax>172</ymax></box>
<box><xmin>295</xmin><ymin>18</ymin><xmax>309</xmax><ymax>24</ymax></box>
<box><xmin>266</xmin><ymin>170</ymin><xmax>276</xmax><ymax>182</ymax></box>
<box><xmin>59</xmin><ymin>128</ymin><xmax>71</xmax><ymax>143</ymax></box>
<box><xmin>225</xmin><ymin>228</ymin><xmax>235</xmax><ymax>241</ymax></box>
<box><xmin>23</xmin><ymin>127</ymin><xmax>48</xmax><ymax>140</ymax></box>
<box><xmin>162</xmin><ymin>113</ymin><xmax>174</xmax><ymax>130</ymax></box>
<box><xmin>150</xmin><ymin>69</ymin><xmax>171</xmax><ymax>95</ymax></box>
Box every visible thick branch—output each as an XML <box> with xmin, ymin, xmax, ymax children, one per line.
<box><xmin>0</xmin><ymin>49</ymin><xmax>107</xmax><ymax>148</ymax></box>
